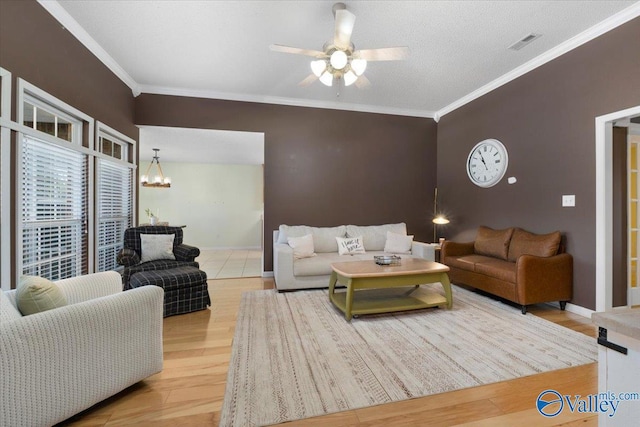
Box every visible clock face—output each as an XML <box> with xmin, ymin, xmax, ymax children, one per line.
<box><xmin>466</xmin><ymin>139</ymin><xmax>508</xmax><ymax>188</ymax></box>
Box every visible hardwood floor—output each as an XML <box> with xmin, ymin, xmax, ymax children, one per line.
<box><xmin>62</xmin><ymin>279</ymin><xmax>598</xmax><ymax>426</ymax></box>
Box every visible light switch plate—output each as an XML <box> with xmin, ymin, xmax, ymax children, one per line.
<box><xmin>562</xmin><ymin>195</ymin><xmax>575</xmax><ymax>207</ymax></box>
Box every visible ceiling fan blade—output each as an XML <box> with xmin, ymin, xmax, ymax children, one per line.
<box><xmin>334</xmin><ymin>9</ymin><xmax>356</xmax><ymax>49</ymax></box>
<box><xmin>269</xmin><ymin>44</ymin><xmax>326</xmax><ymax>58</ymax></box>
<box><xmin>355</xmin><ymin>75</ymin><xmax>371</xmax><ymax>89</ymax></box>
<box><xmin>354</xmin><ymin>47</ymin><xmax>410</xmax><ymax>61</ymax></box>
<box><xmin>298</xmin><ymin>74</ymin><xmax>318</xmax><ymax>87</ymax></box>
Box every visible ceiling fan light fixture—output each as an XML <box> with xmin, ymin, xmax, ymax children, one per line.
<box><xmin>319</xmin><ymin>71</ymin><xmax>333</xmax><ymax>86</ymax></box>
<box><xmin>329</xmin><ymin>50</ymin><xmax>348</xmax><ymax>70</ymax></box>
<box><xmin>343</xmin><ymin>70</ymin><xmax>358</xmax><ymax>86</ymax></box>
<box><xmin>310</xmin><ymin>59</ymin><xmax>327</xmax><ymax>77</ymax></box>
<box><xmin>351</xmin><ymin>58</ymin><xmax>367</xmax><ymax>76</ymax></box>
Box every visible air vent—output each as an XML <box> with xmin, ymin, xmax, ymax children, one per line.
<box><xmin>508</xmin><ymin>33</ymin><xmax>542</xmax><ymax>51</ymax></box>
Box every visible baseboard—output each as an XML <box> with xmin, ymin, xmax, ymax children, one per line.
<box><xmin>262</xmin><ymin>271</ymin><xmax>274</xmax><ymax>278</ymax></box>
<box><xmin>199</xmin><ymin>246</ymin><xmax>262</xmax><ymax>251</ymax></box>
<box><xmin>544</xmin><ymin>301</ymin><xmax>594</xmax><ymax>318</ymax></box>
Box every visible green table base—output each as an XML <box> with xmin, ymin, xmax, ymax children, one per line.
<box><xmin>329</xmin><ymin>269</ymin><xmax>453</xmax><ymax>321</ymax></box>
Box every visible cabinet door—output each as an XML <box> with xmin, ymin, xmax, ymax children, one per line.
<box><xmin>600</xmin><ymin>331</ymin><xmax>640</xmax><ymax>426</ymax></box>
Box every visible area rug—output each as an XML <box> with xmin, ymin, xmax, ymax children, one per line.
<box><xmin>219</xmin><ymin>284</ymin><xmax>597</xmax><ymax>426</ymax></box>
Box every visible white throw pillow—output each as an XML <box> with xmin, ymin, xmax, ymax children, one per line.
<box><xmin>336</xmin><ymin>236</ymin><xmax>366</xmax><ymax>255</ymax></box>
<box><xmin>140</xmin><ymin>234</ymin><xmax>176</xmax><ymax>263</ymax></box>
<box><xmin>384</xmin><ymin>231</ymin><xmax>414</xmax><ymax>254</ymax></box>
<box><xmin>288</xmin><ymin>234</ymin><xmax>316</xmax><ymax>259</ymax></box>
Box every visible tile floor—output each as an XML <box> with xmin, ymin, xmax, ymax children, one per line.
<box><xmin>196</xmin><ymin>249</ymin><xmax>262</xmax><ymax>279</ymax></box>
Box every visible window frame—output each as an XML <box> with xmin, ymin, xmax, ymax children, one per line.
<box><xmin>0</xmin><ymin>67</ymin><xmax>12</xmax><ymax>291</ymax></box>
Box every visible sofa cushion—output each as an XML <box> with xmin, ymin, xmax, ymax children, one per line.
<box><xmin>444</xmin><ymin>254</ymin><xmax>494</xmax><ymax>272</ymax></box>
<box><xmin>0</xmin><ymin>290</ymin><xmax>22</xmax><ymax>322</ymax></box>
<box><xmin>474</xmin><ymin>226</ymin><xmax>514</xmax><ymax>260</ymax></box>
<box><xmin>346</xmin><ymin>223</ymin><xmax>407</xmax><ymax>251</ymax></box>
<box><xmin>507</xmin><ymin>228</ymin><xmax>561</xmax><ymax>262</ymax></box>
<box><xmin>336</xmin><ymin>236</ymin><xmax>366</xmax><ymax>255</ymax></box>
<box><xmin>310</xmin><ymin>226</ymin><xmax>347</xmax><ymax>253</ymax></box>
<box><xmin>16</xmin><ymin>276</ymin><xmax>68</xmax><ymax>315</ymax></box>
<box><xmin>278</xmin><ymin>225</ymin><xmax>346</xmax><ymax>253</ymax></box>
<box><xmin>288</xmin><ymin>234</ymin><xmax>316</xmax><ymax>259</ymax></box>
<box><xmin>294</xmin><ymin>251</ymin><xmax>389</xmax><ymax>277</ymax></box>
<box><xmin>474</xmin><ymin>258</ymin><xmax>517</xmax><ymax>283</ymax></box>
<box><xmin>384</xmin><ymin>231</ymin><xmax>414</xmax><ymax>254</ymax></box>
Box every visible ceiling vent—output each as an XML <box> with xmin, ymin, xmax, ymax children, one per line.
<box><xmin>508</xmin><ymin>33</ymin><xmax>542</xmax><ymax>51</ymax></box>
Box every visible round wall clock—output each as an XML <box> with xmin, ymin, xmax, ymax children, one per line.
<box><xmin>466</xmin><ymin>139</ymin><xmax>509</xmax><ymax>188</ymax></box>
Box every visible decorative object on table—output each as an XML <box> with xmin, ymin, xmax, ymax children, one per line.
<box><xmin>432</xmin><ymin>187</ymin><xmax>450</xmax><ymax>243</ymax></box>
<box><xmin>140</xmin><ymin>148</ymin><xmax>171</xmax><ymax>188</ymax></box>
<box><xmin>374</xmin><ymin>255</ymin><xmax>401</xmax><ymax>265</ymax></box>
<box><xmin>219</xmin><ymin>286</ymin><xmax>597</xmax><ymax>427</ymax></box>
<box><xmin>466</xmin><ymin>138</ymin><xmax>509</xmax><ymax>188</ymax></box>
<box><xmin>439</xmin><ymin>237</ymin><xmax>445</xmax><ymax>246</ymax></box>
<box><xmin>145</xmin><ymin>208</ymin><xmax>159</xmax><ymax>225</ymax></box>
<box><xmin>269</xmin><ymin>2</ymin><xmax>409</xmax><ymax>89</ymax></box>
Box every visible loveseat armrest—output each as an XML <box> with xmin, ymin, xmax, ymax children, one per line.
<box><xmin>273</xmin><ymin>242</ymin><xmax>296</xmax><ymax>290</ymax></box>
<box><xmin>117</xmin><ymin>247</ymin><xmax>140</xmax><ymax>267</ymax></box>
<box><xmin>516</xmin><ymin>253</ymin><xmax>573</xmax><ymax>305</ymax></box>
<box><xmin>174</xmin><ymin>243</ymin><xmax>200</xmax><ymax>261</ymax></box>
<box><xmin>0</xmin><ymin>285</ymin><xmax>163</xmax><ymax>427</ymax></box>
<box><xmin>441</xmin><ymin>241</ymin><xmax>475</xmax><ymax>260</ymax></box>
<box><xmin>411</xmin><ymin>241</ymin><xmax>435</xmax><ymax>261</ymax></box>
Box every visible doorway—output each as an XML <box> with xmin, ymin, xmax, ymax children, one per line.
<box><xmin>595</xmin><ymin>105</ymin><xmax>640</xmax><ymax>311</ymax></box>
<box><xmin>138</xmin><ymin>126</ymin><xmax>265</xmax><ymax>279</ymax></box>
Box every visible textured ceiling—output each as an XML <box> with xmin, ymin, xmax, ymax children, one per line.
<box><xmin>52</xmin><ymin>0</ymin><xmax>639</xmax><ymax>118</ymax></box>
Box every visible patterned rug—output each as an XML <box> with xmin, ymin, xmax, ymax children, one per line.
<box><xmin>220</xmin><ymin>284</ymin><xmax>597</xmax><ymax>426</ymax></box>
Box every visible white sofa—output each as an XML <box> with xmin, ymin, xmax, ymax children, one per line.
<box><xmin>273</xmin><ymin>223</ymin><xmax>435</xmax><ymax>290</ymax></box>
<box><xmin>0</xmin><ymin>271</ymin><xmax>164</xmax><ymax>427</ymax></box>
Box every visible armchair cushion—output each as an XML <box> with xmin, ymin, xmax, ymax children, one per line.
<box><xmin>16</xmin><ymin>276</ymin><xmax>67</xmax><ymax>316</ymax></box>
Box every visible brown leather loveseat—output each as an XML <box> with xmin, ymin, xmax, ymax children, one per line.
<box><xmin>441</xmin><ymin>226</ymin><xmax>572</xmax><ymax>314</ymax></box>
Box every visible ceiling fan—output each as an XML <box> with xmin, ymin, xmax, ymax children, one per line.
<box><xmin>270</xmin><ymin>2</ymin><xmax>409</xmax><ymax>88</ymax></box>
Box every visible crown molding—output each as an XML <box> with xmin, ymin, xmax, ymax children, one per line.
<box><xmin>37</xmin><ymin>0</ymin><xmax>141</xmax><ymax>96</ymax></box>
<box><xmin>436</xmin><ymin>2</ymin><xmax>640</xmax><ymax>119</ymax></box>
<box><xmin>138</xmin><ymin>85</ymin><xmax>436</xmax><ymax>119</ymax></box>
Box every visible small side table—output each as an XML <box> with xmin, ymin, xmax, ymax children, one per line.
<box><xmin>427</xmin><ymin>243</ymin><xmax>441</xmax><ymax>262</ymax></box>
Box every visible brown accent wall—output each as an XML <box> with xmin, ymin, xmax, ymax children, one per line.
<box><xmin>0</xmin><ymin>0</ymin><xmax>137</xmax><ymax>139</ymax></box>
<box><xmin>135</xmin><ymin>95</ymin><xmax>437</xmax><ymax>271</ymax></box>
<box><xmin>612</xmin><ymin>127</ymin><xmax>628</xmax><ymax>307</ymax></box>
<box><xmin>0</xmin><ymin>0</ymin><xmax>137</xmax><ymax>284</ymax></box>
<box><xmin>436</xmin><ymin>17</ymin><xmax>640</xmax><ymax>310</ymax></box>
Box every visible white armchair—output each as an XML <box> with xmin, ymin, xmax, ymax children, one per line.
<box><xmin>0</xmin><ymin>271</ymin><xmax>164</xmax><ymax>427</ymax></box>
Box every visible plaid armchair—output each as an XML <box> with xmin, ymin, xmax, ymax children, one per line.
<box><xmin>117</xmin><ymin>226</ymin><xmax>200</xmax><ymax>289</ymax></box>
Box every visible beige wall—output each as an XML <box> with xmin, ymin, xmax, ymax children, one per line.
<box><xmin>139</xmin><ymin>162</ymin><xmax>263</xmax><ymax>249</ymax></box>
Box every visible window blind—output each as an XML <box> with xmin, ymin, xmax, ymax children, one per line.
<box><xmin>20</xmin><ymin>135</ymin><xmax>87</xmax><ymax>280</ymax></box>
<box><xmin>97</xmin><ymin>159</ymin><xmax>132</xmax><ymax>272</ymax></box>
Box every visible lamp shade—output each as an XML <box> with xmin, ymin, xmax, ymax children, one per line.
<box><xmin>310</xmin><ymin>60</ymin><xmax>327</xmax><ymax>77</ymax></box>
<box><xmin>329</xmin><ymin>50</ymin><xmax>348</xmax><ymax>70</ymax></box>
<box><xmin>343</xmin><ymin>70</ymin><xmax>357</xmax><ymax>86</ymax></box>
<box><xmin>319</xmin><ymin>71</ymin><xmax>333</xmax><ymax>86</ymax></box>
<box><xmin>432</xmin><ymin>215</ymin><xmax>450</xmax><ymax>225</ymax></box>
<box><xmin>351</xmin><ymin>58</ymin><xmax>367</xmax><ymax>76</ymax></box>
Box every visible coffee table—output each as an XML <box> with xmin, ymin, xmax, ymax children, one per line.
<box><xmin>328</xmin><ymin>258</ymin><xmax>452</xmax><ymax>321</ymax></box>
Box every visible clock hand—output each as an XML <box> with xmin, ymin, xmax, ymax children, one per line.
<box><xmin>479</xmin><ymin>152</ymin><xmax>489</xmax><ymax>170</ymax></box>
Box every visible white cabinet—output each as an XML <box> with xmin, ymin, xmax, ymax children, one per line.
<box><xmin>592</xmin><ymin>309</ymin><xmax>640</xmax><ymax>426</ymax></box>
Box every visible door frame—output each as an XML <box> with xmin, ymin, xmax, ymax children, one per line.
<box><xmin>595</xmin><ymin>105</ymin><xmax>640</xmax><ymax>311</ymax></box>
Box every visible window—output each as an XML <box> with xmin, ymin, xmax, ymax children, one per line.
<box><xmin>17</xmin><ymin>79</ymin><xmax>94</xmax><ymax>281</ymax></box>
<box><xmin>20</xmin><ymin>135</ymin><xmax>88</xmax><ymax>279</ymax></box>
<box><xmin>0</xmin><ymin>67</ymin><xmax>11</xmax><ymax>291</ymax></box>
<box><xmin>96</xmin><ymin>124</ymin><xmax>135</xmax><ymax>272</ymax></box>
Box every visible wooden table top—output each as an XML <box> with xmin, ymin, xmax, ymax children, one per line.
<box><xmin>331</xmin><ymin>258</ymin><xmax>449</xmax><ymax>278</ymax></box>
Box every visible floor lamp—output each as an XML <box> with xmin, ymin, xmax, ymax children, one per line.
<box><xmin>432</xmin><ymin>187</ymin><xmax>449</xmax><ymax>243</ymax></box>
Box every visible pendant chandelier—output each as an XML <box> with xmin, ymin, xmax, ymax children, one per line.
<box><xmin>140</xmin><ymin>148</ymin><xmax>171</xmax><ymax>188</ymax></box>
